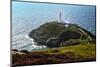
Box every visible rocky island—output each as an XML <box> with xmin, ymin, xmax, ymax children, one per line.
<box><xmin>29</xmin><ymin>21</ymin><xmax>95</xmax><ymax>48</ymax></box>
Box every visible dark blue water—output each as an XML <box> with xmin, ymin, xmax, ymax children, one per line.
<box><xmin>12</xmin><ymin>1</ymin><xmax>96</xmax><ymax>51</ymax></box>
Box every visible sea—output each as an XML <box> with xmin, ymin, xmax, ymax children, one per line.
<box><xmin>12</xmin><ymin>1</ymin><xmax>96</xmax><ymax>51</ymax></box>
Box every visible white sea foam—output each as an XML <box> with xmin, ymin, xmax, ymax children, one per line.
<box><xmin>25</xmin><ymin>35</ymin><xmax>33</xmax><ymax>41</ymax></box>
<box><xmin>25</xmin><ymin>35</ymin><xmax>47</xmax><ymax>49</ymax></box>
<box><xmin>12</xmin><ymin>34</ymin><xmax>47</xmax><ymax>51</ymax></box>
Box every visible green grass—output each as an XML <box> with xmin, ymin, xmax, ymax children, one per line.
<box><xmin>12</xmin><ymin>44</ymin><xmax>96</xmax><ymax>66</ymax></box>
<box><xmin>59</xmin><ymin>44</ymin><xmax>96</xmax><ymax>57</ymax></box>
<box><xmin>40</xmin><ymin>44</ymin><xmax>96</xmax><ymax>60</ymax></box>
<box><xmin>45</xmin><ymin>44</ymin><xmax>95</xmax><ymax>52</ymax></box>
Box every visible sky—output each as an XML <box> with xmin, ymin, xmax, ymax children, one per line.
<box><xmin>12</xmin><ymin>1</ymin><xmax>96</xmax><ymax>35</ymax></box>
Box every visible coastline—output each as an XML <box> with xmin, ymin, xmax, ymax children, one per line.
<box><xmin>25</xmin><ymin>35</ymin><xmax>47</xmax><ymax>50</ymax></box>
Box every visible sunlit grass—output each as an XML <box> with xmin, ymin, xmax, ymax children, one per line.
<box><xmin>40</xmin><ymin>44</ymin><xmax>96</xmax><ymax>59</ymax></box>
<box><xmin>12</xmin><ymin>44</ymin><xmax>96</xmax><ymax>66</ymax></box>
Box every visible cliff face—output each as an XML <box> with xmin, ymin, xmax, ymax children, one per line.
<box><xmin>28</xmin><ymin>21</ymin><xmax>95</xmax><ymax>48</ymax></box>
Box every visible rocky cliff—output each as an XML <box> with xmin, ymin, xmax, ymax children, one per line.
<box><xmin>28</xmin><ymin>21</ymin><xmax>95</xmax><ymax>48</ymax></box>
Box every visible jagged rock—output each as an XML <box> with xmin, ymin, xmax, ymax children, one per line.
<box><xmin>46</xmin><ymin>37</ymin><xmax>59</xmax><ymax>47</ymax></box>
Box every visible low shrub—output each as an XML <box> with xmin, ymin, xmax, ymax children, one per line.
<box><xmin>12</xmin><ymin>49</ymin><xmax>18</xmax><ymax>51</ymax></box>
<box><xmin>52</xmin><ymin>49</ymin><xmax>59</xmax><ymax>53</ymax></box>
<box><xmin>20</xmin><ymin>50</ymin><xmax>29</xmax><ymax>54</ymax></box>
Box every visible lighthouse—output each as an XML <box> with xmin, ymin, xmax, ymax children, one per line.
<box><xmin>58</xmin><ymin>12</ymin><xmax>66</xmax><ymax>24</ymax></box>
<box><xmin>59</xmin><ymin>12</ymin><xmax>63</xmax><ymax>23</ymax></box>
<box><xmin>58</xmin><ymin>11</ymin><xmax>70</xmax><ymax>26</ymax></box>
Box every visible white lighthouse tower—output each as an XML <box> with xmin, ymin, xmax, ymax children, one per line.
<box><xmin>58</xmin><ymin>11</ymin><xmax>70</xmax><ymax>26</ymax></box>
<box><xmin>59</xmin><ymin>12</ymin><xmax>62</xmax><ymax>22</ymax></box>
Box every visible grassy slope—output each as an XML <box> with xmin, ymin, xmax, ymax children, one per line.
<box><xmin>42</xmin><ymin>44</ymin><xmax>96</xmax><ymax>58</ymax></box>
<box><xmin>30</xmin><ymin>43</ymin><xmax>96</xmax><ymax>63</ymax></box>
<box><xmin>12</xmin><ymin>44</ymin><xmax>96</xmax><ymax>66</ymax></box>
<box><xmin>46</xmin><ymin>44</ymin><xmax>96</xmax><ymax>59</ymax></box>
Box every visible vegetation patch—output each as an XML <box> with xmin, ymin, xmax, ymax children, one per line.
<box><xmin>12</xmin><ymin>44</ymin><xmax>96</xmax><ymax>66</ymax></box>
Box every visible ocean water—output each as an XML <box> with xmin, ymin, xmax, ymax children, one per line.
<box><xmin>12</xmin><ymin>1</ymin><xmax>96</xmax><ymax>51</ymax></box>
